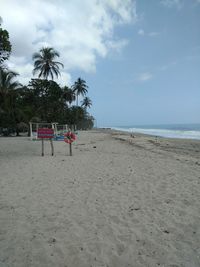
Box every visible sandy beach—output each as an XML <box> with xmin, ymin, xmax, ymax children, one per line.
<box><xmin>0</xmin><ymin>129</ymin><xmax>200</xmax><ymax>267</ymax></box>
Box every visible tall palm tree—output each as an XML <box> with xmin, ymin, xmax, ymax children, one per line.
<box><xmin>81</xmin><ymin>96</ymin><xmax>92</xmax><ymax>110</ymax></box>
<box><xmin>32</xmin><ymin>47</ymin><xmax>64</xmax><ymax>80</ymax></box>
<box><xmin>72</xmin><ymin>77</ymin><xmax>88</xmax><ymax>106</ymax></box>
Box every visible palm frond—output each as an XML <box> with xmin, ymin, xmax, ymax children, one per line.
<box><xmin>32</xmin><ymin>47</ymin><xmax>64</xmax><ymax>80</ymax></box>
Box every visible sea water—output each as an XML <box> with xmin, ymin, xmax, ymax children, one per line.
<box><xmin>111</xmin><ymin>123</ymin><xmax>200</xmax><ymax>140</ymax></box>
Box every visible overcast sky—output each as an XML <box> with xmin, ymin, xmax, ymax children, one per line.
<box><xmin>1</xmin><ymin>0</ymin><xmax>200</xmax><ymax>126</ymax></box>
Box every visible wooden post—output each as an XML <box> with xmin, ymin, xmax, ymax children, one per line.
<box><xmin>42</xmin><ymin>139</ymin><xmax>44</xmax><ymax>156</ymax></box>
<box><xmin>30</xmin><ymin>122</ymin><xmax>33</xmax><ymax>140</ymax></box>
<box><xmin>50</xmin><ymin>139</ymin><xmax>54</xmax><ymax>156</ymax></box>
<box><xmin>54</xmin><ymin>123</ymin><xmax>58</xmax><ymax>137</ymax></box>
<box><xmin>36</xmin><ymin>123</ymin><xmax>38</xmax><ymax>140</ymax></box>
<box><xmin>69</xmin><ymin>143</ymin><xmax>72</xmax><ymax>156</ymax></box>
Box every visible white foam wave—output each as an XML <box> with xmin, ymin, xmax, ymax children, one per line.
<box><xmin>111</xmin><ymin>127</ymin><xmax>200</xmax><ymax>140</ymax></box>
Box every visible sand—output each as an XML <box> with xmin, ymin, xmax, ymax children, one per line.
<box><xmin>0</xmin><ymin>129</ymin><xmax>200</xmax><ymax>267</ymax></box>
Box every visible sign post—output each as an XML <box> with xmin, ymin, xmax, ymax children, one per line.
<box><xmin>42</xmin><ymin>138</ymin><xmax>44</xmax><ymax>156</ymax></box>
<box><xmin>69</xmin><ymin>142</ymin><xmax>72</xmax><ymax>156</ymax></box>
<box><xmin>37</xmin><ymin>128</ymin><xmax>54</xmax><ymax>156</ymax></box>
<box><xmin>50</xmin><ymin>139</ymin><xmax>54</xmax><ymax>156</ymax></box>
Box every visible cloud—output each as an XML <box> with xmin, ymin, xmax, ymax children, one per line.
<box><xmin>160</xmin><ymin>0</ymin><xmax>183</xmax><ymax>9</ymax></box>
<box><xmin>138</xmin><ymin>29</ymin><xmax>160</xmax><ymax>37</ymax></box>
<box><xmin>137</xmin><ymin>72</ymin><xmax>153</xmax><ymax>82</ymax></box>
<box><xmin>1</xmin><ymin>0</ymin><xmax>137</xmax><ymax>85</ymax></box>
<box><xmin>138</xmin><ymin>29</ymin><xmax>145</xmax><ymax>36</ymax></box>
<box><xmin>106</xmin><ymin>39</ymin><xmax>129</xmax><ymax>52</ymax></box>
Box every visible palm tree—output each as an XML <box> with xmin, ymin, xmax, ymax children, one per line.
<box><xmin>63</xmin><ymin>86</ymin><xmax>75</xmax><ymax>106</ymax></box>
<box><xmin>32</xmin><ymin>47</ymin><xmax>64</xmax><ymax>80</ymax></box>
<box><xmin>81</xmin><ymin>96</ymin><xmax>92</xmax><ymax>110</ymax></box>
<box><xmin>0</xmin><ymin>68</ymin><xmax>20</xmax><ymax>103</ymax></box>
<box><xmin>0</xmin><ymin>68</ymin><xmax>21</xmax><ymax>131</ymax></box>
<box><xmin>72</xmin><ymin>77</ymin><xmax>88</xmax><ymax>106</ymax></box>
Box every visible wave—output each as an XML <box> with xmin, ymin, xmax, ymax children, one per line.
<box><xmin>111</xmin><ymin>127</ymin><xmax>200</xmax><ymax>140</ymax></box>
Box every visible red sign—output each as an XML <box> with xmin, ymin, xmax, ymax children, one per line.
<box><xmin>37</xmin><ymin>128</ymin><xmax>54</xmax><ymax>139</ymax></box>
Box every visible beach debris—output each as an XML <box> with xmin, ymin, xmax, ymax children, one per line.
<box><xmin>165</xmin><ymin>199</ymin><xmax>172</xmax><ymax>204</ymax></box>
<box><xmin>93</xmin><ymin>146</ymin><xmax>96</xmax><ymax>148</ymax></box>
<box><xmin>48</xmin><ymin>237</ymin><xmax>56</xmax><ymax>244</ymax></box>
<box><xmin>163</xmin><ymin>230</ymin><xmax>170</xmax><ymax>234</ymax></box>
<box><xmin>128</xmin><ymin>205</ymin><xmax>140</xmax><ymax>212</ymax></box>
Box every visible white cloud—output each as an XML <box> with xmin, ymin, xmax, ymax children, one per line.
<box><xmin>106</xmin><ymin>39</ymin><xmax>129</xmax><ymax>52</ymax></box>
<box><xmin>138</xmin><ymin>29</ymin><xmax>145</xmax><ymax>36</ymax></box>
<box><xmin>138</xmin><ymin>29</ymin><xmax>160</xmax><ymax>37</ymax></box>
<box><xmin>1</xmin><ymin>0</ymin><xmax>137</xmax><ymax>85</ymax></box>
<box><xmin>137</xmin><ymin>72</ymin><xmax>153</xmax><ymax>82</ymax></box>
<box><xmin>57</xmin><ymin>72</ymin><xmax>72</xmax><ymax>87</ymax></box>
<box><xmin>160</xmin><ymin>0</ymin><xmax>183</xmax><ymax>9</ymax></box>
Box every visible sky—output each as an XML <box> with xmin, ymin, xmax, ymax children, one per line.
<box><xmin>1</xmin><ymin>0</ymin><xmax>200</xmax><ymax>127</ymax></box>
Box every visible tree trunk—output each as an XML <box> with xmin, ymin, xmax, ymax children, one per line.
<box><xmin>16</xmin><ymin>128</ymin><xmax>20</xmax><ymax>136</ymax></box>
<box><xmin>76</xmin><ymin>93</ymin><xmax>78</xmax><ymax>106</ymax></box>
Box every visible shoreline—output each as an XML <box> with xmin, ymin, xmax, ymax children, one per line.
<box><xmin>97</xmin><ymin>126</ymin><xmax>200</xmax><ymax>141</ymax></box>
<box><xmin>97</xmin><ymin>127</ymin><xmax>200</xmax><ymax>147</ymax></box>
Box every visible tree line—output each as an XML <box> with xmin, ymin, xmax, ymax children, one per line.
<box><xmin>0</xmin><ymin>18</ymin><xmax>94</xmax><ymax>136</ymax></box>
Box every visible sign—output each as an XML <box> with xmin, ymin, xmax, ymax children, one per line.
<box><xmin>37</xmin><ymin>128</ymin><xmax>54</xmax><ymax>139</ymax></box>
<box><xmin>37</xmin><ymin>128</ymin><xmax>54</xmax><ymax>156</ymax></box>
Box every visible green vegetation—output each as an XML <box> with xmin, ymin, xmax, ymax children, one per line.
<box><xmin>32</xmin><ymin>47</ymin><xmax>64</xmax><ymax>80</ymax></box>
<box><xmin>81</xmin><ymin>96</ymin><xmax>92</xmax><ymax>110</ymax></box>
<box><xmin>72</xmin><ymin>77</ymin><xmax>88</xmax><ymax>106</ymax></box>
<box><xmin>0</xmin><ymin>20</ymin><xmax>94</xmax><ymax>136</ymax></box>
<box><xmin>0</xmin><ymin>17</ymin><xmax>12</xmax><ymax>66</ymax></box>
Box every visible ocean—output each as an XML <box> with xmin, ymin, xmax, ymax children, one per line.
<box><xmin>110</xmin><ymin>123</ymin><xmax>200</xmax><ymax>140</ymax></box>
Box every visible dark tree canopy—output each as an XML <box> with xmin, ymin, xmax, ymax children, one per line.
<box><xmin>0</xmin><ymin>40</ymin><xmax>94</xmax><ymax>135</ymax></box>
<box><xmin>0</xmin><ymin>69</ymin><xmax>21</xmax><ymax>131</ymax></box>
<box><xmin>63</xmin><ymin>86</ymin><xmax>76</xmax><ymax>105</ymax></box>
<box><xmin>81</xmin><ymin>96</ymin><xmax>92</xmax><ymax>110</ymax></box>
<box><xmin>0</xmin><ymin>18</ymin><xmax>12</xmax><ymax>65</ymax></box>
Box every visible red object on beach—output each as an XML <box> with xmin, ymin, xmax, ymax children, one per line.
<box><xmin>64</xmin><ymin>131</ymin><xmax>76</xmax><ymax>144</ymax></box>
<box><xmin>37</xmin><ymin>128</ymin><xmax>54</xmax><ymax>139</ymax></box>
